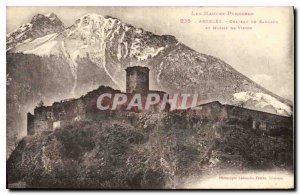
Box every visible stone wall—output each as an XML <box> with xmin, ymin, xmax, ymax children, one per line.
<box><xmin>225</xmin><ymin>105</ymin><xmax>293</xmax><ymax>131</ymax></box>
<box><xmin>190</xmin><ymin>101</ymin><xmax>292</xmax><ymax>133</ymax></box>
<box><xmin>193</xmin><ymin>101</ymin><xmax>228</xmax><ymax>120</ymax></box>
<box><xmin>27</xmin><ymin>113</ymin><xmax>34</xmax><ymax>135</ymax></box>
<box><xmin>27</xmin><ymin>89</ymin><xmax>292</xmax><ymax>136</ymax></box>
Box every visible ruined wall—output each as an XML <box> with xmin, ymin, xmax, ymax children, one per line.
<box><xmin>191</xmin><ymin>102</ymin><xmax>292</xmax><ymax>133</ymax></box>
<box><xmin>28</xmin><ymin>88</ymin><xmax>292</xmax><ymax>136</ymax></box>
<box><xmin>193</xmin><ymin>101</ymin><xmax>228</xmax><ymax>120</ymax></box>
<box><xmin>33</xmin><ymin>106</ymin><xmax>53</xmax><ymax>132</ymax></box>
<box><xmin>30</xmin><ymin>97</ymin><xmax>88</xmax><ymax>133</ymax></box>
<box><xmin>225</xmin><ymin>105</ymin><xmax>293</xmax><ymax>132</ymax></box>
<box><xmin>27</xmin><ymin>113</ymin><xmax>34</xmax><ymax>135</ymax></box>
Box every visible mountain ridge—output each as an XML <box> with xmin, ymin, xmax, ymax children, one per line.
<box><xmin>7</xmin><ymin>111</ymin><xmax>293</xmax><ymax>188</ymax></box>
<box><xmin>6</xmin><ymin>12</ymin><xmax>293</xmax><ymax>156</ymax></box>
<box><xmin>6</xmin><ymin>13</ymin><xmax>292</xmax><ymax>113</ymax></box>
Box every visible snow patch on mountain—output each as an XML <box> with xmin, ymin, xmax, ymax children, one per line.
<box><xmin>117</xmin><ymin>31</ymin><xmax>126</xmax><ymax>60</ymax></box>
<box><xmin>60</xmin><ymin>41</ymin><xmax>78</xmax><ymax>95</ymax></box>
<box><xmin>130</xmin><ymin>43</ymin><xmax>165</xmax><ymax>61</ymax></box>
<box><xmin>71</xmin><ymin>14</ymin><xmax>122</xmax><ymax>88</ymax></box>
<box><xmin>157</xmin><ymin>62</ymin><xmax>164</xmax><ymax>85</ymax></box>
<box><xmin>13</xmin><ymin>33</ymin><xmax>58</xmax><ymax>54</ymax></box>
<box><xmin>23</xmin><ymin>41</ymin><xmax>59</xmax><ymax>56</ymax></box>
<box><xmin>233</xmin><ymin>92</ymin><xmax>292</xmax><ymax>116</ymax></box>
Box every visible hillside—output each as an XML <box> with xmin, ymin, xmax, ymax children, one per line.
<box><xmin>7</xmin><ymin>111</ymin><xmax>293</xmax><ymax>189</ymax></box>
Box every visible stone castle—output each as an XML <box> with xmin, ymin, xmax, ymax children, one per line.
<box><xmin>27</xmin><ymin>66</ymin><xmax>292</xmax><ymax>135</ymax></box>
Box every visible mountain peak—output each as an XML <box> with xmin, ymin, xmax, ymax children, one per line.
<box><xmin>31</xmin><ymin>13</ymin><xmax>47</xmax><ymax>23</ymax></box>
<box><xmin>7</xmin><ymin>12</ymin><xmax>65</xmax><ymax>51</ymax></box>
<box><xmin>73</xmin><ymin>13</ymin><xmax>119</xmax><ymax>28</ymax></box>
<box><xmin>45</xmin><ymin>12</ymin><xmax>57</xmax><ymax>18</ymax></box>
<box><xmin>30</xmin><ymin>13</ymin><xmax>64</xmax><ymax>27</ymax></box>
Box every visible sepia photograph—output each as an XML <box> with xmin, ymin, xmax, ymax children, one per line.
<box><xmin>6</xmin><ymin>6</ymin><xmax>294</xmax><ymax>189</ymax></box>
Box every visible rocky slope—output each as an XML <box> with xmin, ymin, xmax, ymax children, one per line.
<box><xmin>7</xmin><ymin>112</ymin><xmax>293</xmax><ymax>189</ymax></box>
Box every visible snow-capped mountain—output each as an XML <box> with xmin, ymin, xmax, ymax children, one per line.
<box><xmin>6</xmin><ymin>12</ymin><xmax>293</xmax><ymax>156</ymax></box>
<box><xmin>7</xmin><ymin>13</ymin><xmax>292</xmax><ymax>124</ymax></box>
<box><xmin>8</xmin><ymin>13</ymin><xmax>177</xmax><ymax>92</ymax></box>
<box><xmin>7</xmin><ymin>13</ymin><xmax>65</xmax><ymax>51</ymax></box>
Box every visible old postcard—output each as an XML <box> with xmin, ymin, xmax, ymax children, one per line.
<box><xmin>6</xmin><ymin>6</ymin><xmax>294</xmax><ymax>189</ymax></box>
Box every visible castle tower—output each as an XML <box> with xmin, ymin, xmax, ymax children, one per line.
<box><xmin>27</xmin><ymin>112</ymin><xmax>34</xmax><ymax>135</ymax></box>
<box><xmin>126</xmin><ymin>66</ymin><xmax>149</xmax><ymax>93</ymax></box>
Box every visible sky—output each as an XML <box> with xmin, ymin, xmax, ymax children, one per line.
<box><xmin>6</xmin><ymin>6</ymin><xmax>294</xmax><ymax>101</ymax></box>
